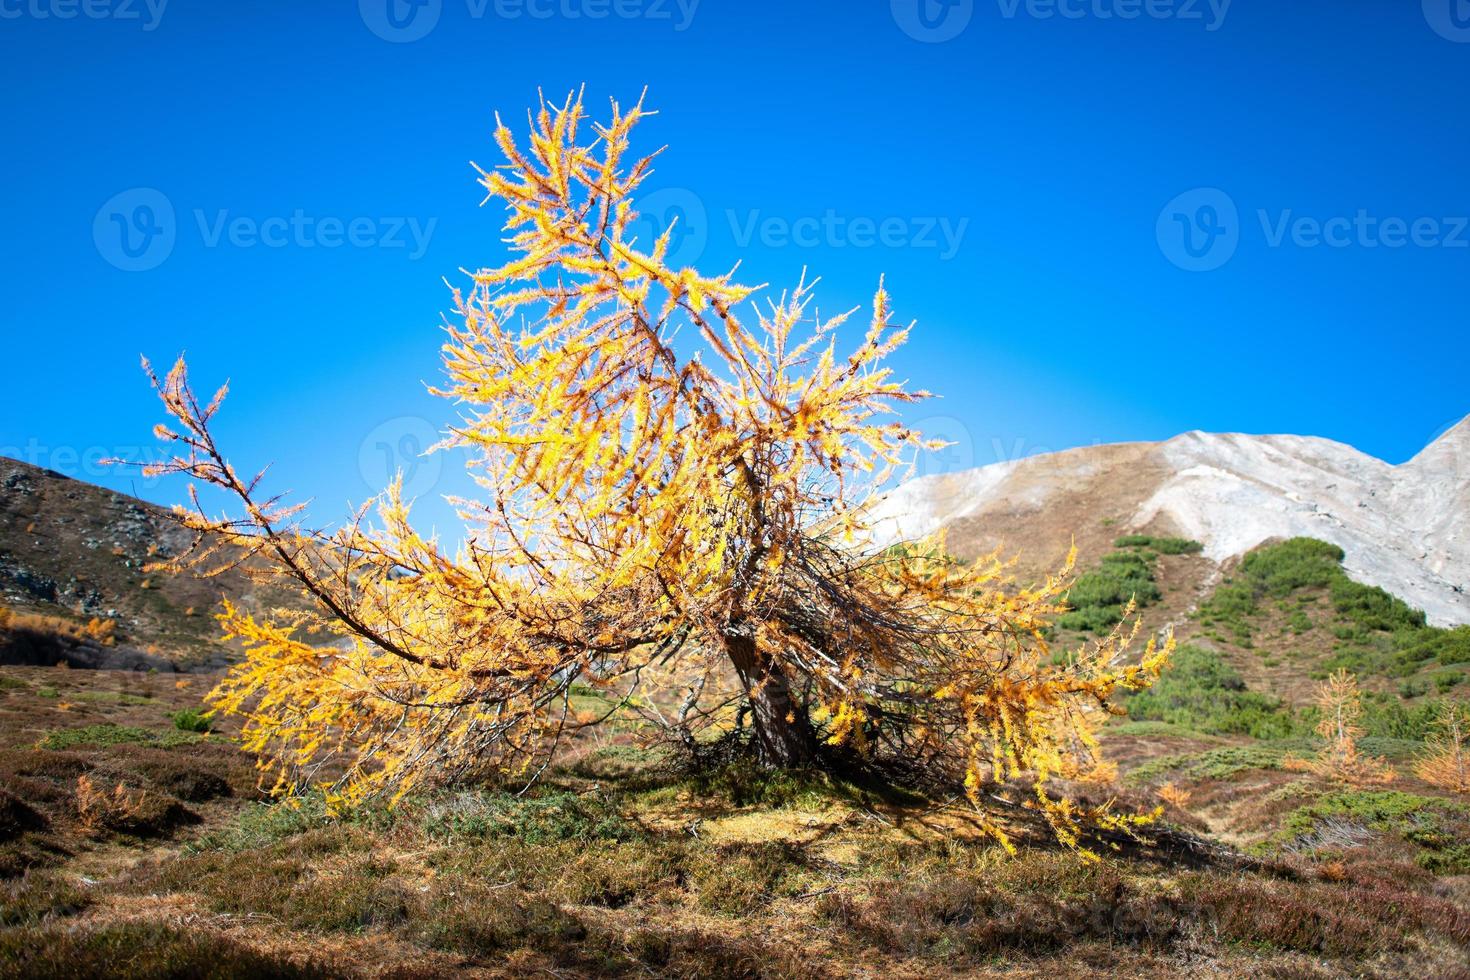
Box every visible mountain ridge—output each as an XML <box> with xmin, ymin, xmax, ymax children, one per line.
<box><xmin>869</xmin><ymin>416</ymin><xmax>1470</xmax><ymax>627</ymax></box>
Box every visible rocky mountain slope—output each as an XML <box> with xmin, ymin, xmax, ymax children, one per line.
<box><xmin>0</xmin><ymin>456</ymin><xmax>300</xmax><ymax>668</ymax></box>
<box><xmin>868</xmin><ymin>416</ymin><xmax>1470</xmax><ymax>627</ymax></box>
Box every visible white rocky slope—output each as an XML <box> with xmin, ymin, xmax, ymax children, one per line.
<box><xmin>867</xmin><ymin>417</ymin><xmax>1470</xmax><ymax>627</ymax></box>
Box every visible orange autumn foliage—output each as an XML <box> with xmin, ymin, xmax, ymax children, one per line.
<box><xmin>1415</xmin><ymin>703</ymin><xmax>1470</xmax><ymax>795</ymax></box>
<box><xmin>1287</xmin><ymin>670</ymin><xmax>1395</xmax><ymax>786</ymax></box>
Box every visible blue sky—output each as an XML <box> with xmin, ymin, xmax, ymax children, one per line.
<box><xmin>1</xmin><ymin>0</ymin><xmax>1466</xmax><ymax>538</ymax></box>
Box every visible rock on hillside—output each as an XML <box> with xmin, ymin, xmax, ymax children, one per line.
<box><xmin>867</xmin><ymin>417</ymin><xmax>1470</xmax><ymax>627</ymax></box>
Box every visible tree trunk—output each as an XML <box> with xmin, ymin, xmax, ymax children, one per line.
<box><xmin>723</xmin><ymin>632</ymin><xmax>821</xmax><ymax>768</ymax></box>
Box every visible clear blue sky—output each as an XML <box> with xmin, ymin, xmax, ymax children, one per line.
<box><xmin>2</xmin><ymin>0</ymin><xmax>1466</xmax><ymax>538</ymax></box>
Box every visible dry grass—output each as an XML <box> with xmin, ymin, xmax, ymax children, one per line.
<box><xmin>2</xmin><ymin>663</ymin><xmax>1469</xmax><ymax>979</ymax></box>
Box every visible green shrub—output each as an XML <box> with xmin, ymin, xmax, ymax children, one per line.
<box><xmin>1432</xmin><ymin>671</ymin><xmax>1463</xmax><ymax>693</ymax></box>
<box><xmin>1123</xmin><ymin>645</ymin><xmax>1297</xmax><ymax>738</ymax></box>
<box><xmin>1359</xmin><ymin>696</ymin><xmax>1454</xmax><ymax>740</ymax></box>
<box><xmin>1058</xmin><ymin>550</ymin><xmax>1163</xmax><ymax>634</ymax></box>
<box><xmin>1329</xmin><ymin>577</ymin><xmax>1425</xmax><ymax>632</ymax></box>
<box><xmin>77</xmin><ymin>691</ymin><xmax>153</xmax><ymax>705</ymax></box>
<box><xmin>1129</xmin><ymin>744</ymin><xmax>1288</xmax><ymax>783</ymax></box>
<box><xmin>1398</xmin><ymin>625</ymin><xmax>1470</xmax><ymax>667</ymax></box>
<box><xmin>1113</xmin><ymin>534</ymin><xmax>1202</xmax><ymax>554</ymax></box>
<box><xmin>200</xmin><ymin>795</ymin><xmax>397</xmax><ymax>853</ymax></box>
<box><xmin>1279</xmin><ymin>790</ymin><xmax>1470</xmax><ymax>870</ymax></box>
<box><xmin>37</xmin><ymin>724</ymin><xmax>155</xmax><ymax>750</ymax></box>
<box><xmin>170</xmin><ymin>708</ymin><xmax>212</xmax><ymax>733</ymax></box>
<box><xmin>1399</xmin><ymin>678</ymin><xmax>1429</xmax><ymax>699</ymax></box>
<box><xmin>1297</xmin><ymin>694</ymin><xmax>1455</xmax><ymax>742</ymax></box>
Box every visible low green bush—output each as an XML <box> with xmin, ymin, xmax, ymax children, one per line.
<box><xmin>1113</xmin><ymin>534</ymin><xmax>1202</xmax><ymax>555</ymax></box>
<box><xmin>1058</xmin><ymin>550</ymin><xmax>1163</xmax><ymax>634</ymax></box>
<box><xmin>37</xmin><ymin>724</ymin><xmax>204</xmax><ymax>751</ymax></box>
<box><xmin>169</xmin><ymin>708</ymin><xmax>212</xmax><ymax>733</ymax></box>
<box><xmin>1279</xmin><ymin>790</ymin><xmax>1470</xmax><ymax>872</ymax></box>
<box><xmin>1129</xmin><ymin>744</ymin><xmax>1288</xmax><ymax>783</ymax></box>
<box><xmin>1123</xmin><ymin>645</ymin><xmax>1298</xmax><ymax>738</ymax></box>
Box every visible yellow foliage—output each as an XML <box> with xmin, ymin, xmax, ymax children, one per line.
<box><xmin>1415</xmin><ymin>703</ymin><xmax>1470</xmax><ymax>795</ymax></box>
<box><xmin>128</xmin><ymin>91</ymin><xmax>1170</xmax><ymax>856</ymax></box>
<box><xmin>0</xmin><ymin>606</ymin><xmax>116</xmax><ymax>648</ymax></box>
<box><xmin>84</xmin><ymin>618</ymin><xmax>116</xmax><ymax>644</ymax></box>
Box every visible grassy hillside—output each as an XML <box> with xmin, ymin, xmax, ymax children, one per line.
<box><xmin>1107</xmin><ymin>538</ymin><xmax>1470</xmax><ymax>876</ymax></box>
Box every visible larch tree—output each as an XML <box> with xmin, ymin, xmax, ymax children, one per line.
<box><xmin>128</xmin><ymin>91</ymin><xmax>1170</xmax><ymax>855</ymax></box>
<box><xmin>1415</xmin><ymin>703</ymin><xmax>1470</xmax><ymax>795</ymax></box>
<box><xmin>1289</xmin><ymin>669</ymin><xmax>1395</xmax><ymax>786</ymax></box>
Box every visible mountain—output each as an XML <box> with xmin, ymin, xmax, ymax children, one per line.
<box><xmin>0</xmin><ymin>456</ymin><xmax>301</xmax><ymax>668</ymax></box>
<box><xmin>868</xmin><ymin>417</ymin><xmax>1470</xmax><ymax>627</ymax></box>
